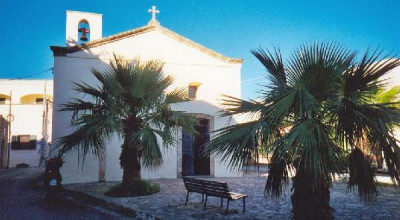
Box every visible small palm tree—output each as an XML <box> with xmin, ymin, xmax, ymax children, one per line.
<box><xmin>58</xmin><ymin>56</ymin><xmax>197</xmax><ymax>190</ymax></box>
<box><xmin>207</xmin><ymin>43</ymin><xmax>400</xmax><ymax>220</ymax></box>
<box><xmin>374</xmin><ymin>86</ymin><xmax>400</xmax><ymax>107</ymax></box>
<box><xmin>370</xmin><ymin>86</ymin><xmax>400</xmax><ymax>169</ymax></box>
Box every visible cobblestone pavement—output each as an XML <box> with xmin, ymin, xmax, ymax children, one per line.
<box><xmin>0</xmin><ymin>168</ymin><xmax>134</xmax><ymax>220</ymax></box>
<box><xmin>65</xmin><ymin>173</ymin><xmax>400</xmax><ymax>220</ymax></box>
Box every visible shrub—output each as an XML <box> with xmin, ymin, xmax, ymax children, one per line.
<box><xmin>105</xmin><ymin>180</ymin><xmax>160</xmax><ymax>197</ymax></box>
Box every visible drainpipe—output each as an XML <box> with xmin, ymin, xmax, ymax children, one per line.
<box><xmin>6</xmin><ymin>91</ymin><xmax>12</xmax><ymax>169</ymax></box>
<box><xmin>43</xmin><ymin>83</ymin><xmax>48</xmax><ymax>152</ymax></box>
<box><xmin>39</xmin><ymin>83</ymin><xmax>48</xmax><ymax>167</ymax></box>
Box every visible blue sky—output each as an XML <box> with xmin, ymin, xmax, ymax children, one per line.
<box><xmin>0</xmin><ymin>0</ymin><xmax>399</xmax><ymax>99</ymax></box>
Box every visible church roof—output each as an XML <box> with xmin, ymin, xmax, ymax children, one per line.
<box><xmin>50</xmin><ymin>24</ymin><xmax>243</xmax><ymax>64</ymax></box>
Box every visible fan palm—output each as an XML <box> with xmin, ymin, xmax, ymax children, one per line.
<box><xmin>207</xmin><ymin>43</ymin><xmax>400</xmax><ymax>220</ymax></box>
<box><xmin>368</xmin><ymin>85</ymin><xmax>400</xmax><ymax>169</ymax></box>
<box><xmin>58</xmin><ymin>56</ymin><xmax>197</xmax><ymax>189</ymax></box>
<box><xmin>374</xmin><ymin>86</ymin><xmax>400</xmax><ymax>106</ymax></box>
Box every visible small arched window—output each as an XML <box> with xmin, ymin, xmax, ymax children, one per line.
<box><xmin>0</xmin><ymin>94</ymin><xmax>10</xmax><ymax>105</ymax></box>
<box><xmin>20</xmin><ymin>94</ymin><xmax>53</xmax><ymax>104</ymax></box>
<box><xmin>78</xmin><ymin>19</ymin><xmax>90</xmax><ymax>44</ymax></box>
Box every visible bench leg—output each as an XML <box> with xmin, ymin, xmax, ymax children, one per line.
<box><xmin>220</xmin><ymin>198</ymin><xmax>223</xmax><ymax>208</ymax></box>
<box><xmin>243</xmin><ymin>197</ymin><xmax>246</xmax><ymax>213</ymax></box>
<box><xmin>225</xmin><ymin>199</ymin><xmax>230</xmax><ymax>215</ymax></box>
<box><xmin>203</xmin><ymin>195</ymin><xmax>208</xmax><ymax>210</ymax></box>
<box><xmin>185</xmin><ymin>192</ymin><xmax>189</xmax><ymax>205</ymax></box>
<box><xmin>202</xmin><ymin>194</ymin><xmax>204</xmax><ymax>202</ymax></box>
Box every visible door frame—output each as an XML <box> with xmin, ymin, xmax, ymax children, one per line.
<box><xmin>177</xmin><ymin>113</ymin><xmax>215</xmax><ymax>177</ymax></box>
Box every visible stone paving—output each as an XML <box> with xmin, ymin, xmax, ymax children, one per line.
<box><xmin>65</xmin><ymin>173</ymin><xmax>400</xmax><ymax>220</ymax></box>
<box><xmin>0</xmin><ymin>168</ymin><xmax>134</xmax><ymax>220</ymax></box>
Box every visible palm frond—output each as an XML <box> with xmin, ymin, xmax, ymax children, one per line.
<box><xmin>251</xmin><ymin>47</ymin><xmax>286</xmax><ymax>89</ymax></box>
<box><xmin>219</xmin><ymin>95</ymin><xmax>267</xmax><ymax>118</ymax></box>
<box><xmin>348</xmin><ymin>147</ymin><xmax>377</xmax><ymax>201</ymax></box>
<box><xmin>273</xmin><ymin>119</ymin><xmax>343</xmax><ymax>184</ymax></box>
<box><xmin>164</xmin><ymin>87</ymin><xmax>190</xmax><ymax>104</ymax></box>
<box><xmin>286</xmin><ymin>43</ymin><xmax>353</xmax><ymax>102</ymax></box>
<box><xmin>381</xmin><ymin>136</ymin><xmax>400</xmax><ymax>185</ymax></box>
<box><xmin>367</xmin><ymin>124</ymin><xmax>400</xmax><ymax>185</ymax></box>
<box><xmin>72</xmin><ymin>81</ymin><xmax>104</xmax><ymax>98</ymax></box>
<box><xmin>329</xmin><ymin>53</ymin><xmax>400</xmax><ymax>145</ymax></box>
<box><xmin>265</xmin><ymin>156</ymin><xmax>291</xmax><ymax>198</ymax></box>
<box><xmin>133</xmin><ymin>127</ymin><xmax>163</xmax><ymax>168</ymax></box>
<box><xmin>374</xmin><ymin>86</ymin><xmax>400</xmax><ymax>108</ymax></box>
<box><xmin>59</xmin><ymin>98</ymin><xmax>97</xmax><ymax>112</ymax></box>
<box><xmin>207</xmin><ymin>120</ymin><xmax>276</xmax><ymax>169</ymax></box>
<box><xmin>57</xmin><ymin>113</ymin><xmax>116</xmax><ymax>160</ymax></box>
<box><xmin>333</xmin><ymin>95</ymin><xmax>400</xmax><ymax>148</ymax></box>
<box><xmin>344</xmin><ymin>52</ymin><xmax>400</xmax><ymax>102</ymax></box>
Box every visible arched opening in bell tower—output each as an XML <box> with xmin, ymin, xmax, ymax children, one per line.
<box><xmin>78</xmin><ymin>19</ymin><xmax>91</xmax><ymax>44</ymax></box>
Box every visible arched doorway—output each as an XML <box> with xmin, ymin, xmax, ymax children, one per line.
<box><xmin>182</xmin><ymin>118</ymin><xmax>210</xmax><ymax>176</ymax></box>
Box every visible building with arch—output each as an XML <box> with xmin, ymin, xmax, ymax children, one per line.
<box><xmin>0</xmin><ymin>80</ymin><xmax>53</xmax><ymax>168</ymax></box>
<box><xmin>51</xmin><ymin>9</ymin><xmax>243</xmax><ymax>183</ymax></box>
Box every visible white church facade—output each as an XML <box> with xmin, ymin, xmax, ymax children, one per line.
<box><xmin>51</xmin><ymin>9</ymin><xmax>243</xmax><ymax>184</ymax></box>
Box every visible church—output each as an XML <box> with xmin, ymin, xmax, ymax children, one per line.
<box><xmin>51</xmin><ymin>8</ymin><xmax>243</xmax><ymax>184</ymax></box>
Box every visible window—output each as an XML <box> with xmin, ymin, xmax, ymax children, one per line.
<box><xmin>188</xmin><ymin>85</ymin><xmax>198</xmax><ymax>99</ymax></box>
<box><xmin>36</xmin><ymin>98</ymin><xmax>43</xmax><ymax>104</ymax></box>
<box><xmin>11</xmin><ymin>135</ymin><xmax>37</xmax><ymax>150</ymax></box>
<box><xmin>0</xmin><ymin>94</ymin><xmax>9</xmax><ymax>104</ymax></box>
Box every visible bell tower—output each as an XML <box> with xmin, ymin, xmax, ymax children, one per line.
<box><xmin>66</xmin><ymin>10</ymin><xmax>102</xmax><ymax>46</ymax></box>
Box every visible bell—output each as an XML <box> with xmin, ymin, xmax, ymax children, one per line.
<box><xmin>78</xmin><ymin>27</ymin><xmax>90</xmax><ymax>42</ymax></box>
<box><xmin>80</xmin><ymin>32</ymin><xmax>88</xmax><ymax>41</ymax></box>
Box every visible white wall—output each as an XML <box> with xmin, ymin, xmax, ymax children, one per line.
<box><xmin>382</xmin><ymin>65</ymin><xmax>400</xmax><ymax>88</ymax></box>
<box><xmin>0</xmin><ymin>80</ymin><xmax>53</xmax><ymax>167</ymax></box>
<box><xmin>53</xmin><ymin>26</ymin><xmax>242</xmax><ymax>183</ymax></box>
<box><xmin>63</xmin><ymin>29</ymin><xmax>241</xmax><ymax>106</ymax></box>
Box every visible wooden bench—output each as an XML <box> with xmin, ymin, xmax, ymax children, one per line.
<box><xmin>183</xmin><ymin>177</ymin><xmax>247</xmax><ymax>214</ymax></box>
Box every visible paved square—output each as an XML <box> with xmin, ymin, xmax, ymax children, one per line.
<box><xmin>65</xmin><ymin>174</ymin><xmax>400</xmax><ymax>220</ymax></box>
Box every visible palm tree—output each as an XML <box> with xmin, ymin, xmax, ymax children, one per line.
<box><xmin>58</xmin><ymin>56</ymin><xmax>197</xmax><ymax>190</ymax></box>
<box><xmin>370</xmin><ymin>86</ymin><xmax>400</xmax><ymax>169</ymax></box>
<box><xmin>374</xmin><ymin>86</ymin><xmax>400</xmax><ymax>106</ymax></box>
<box><xmin>207</xmin><ymin>43</ymin><xmax>400</xmax><ymax>220</ymax></box>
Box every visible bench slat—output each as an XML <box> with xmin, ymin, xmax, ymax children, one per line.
<box><xmin>229</xmin><ymin>192</ymin><xmax>247</xmax><ymax>200</ymax></box>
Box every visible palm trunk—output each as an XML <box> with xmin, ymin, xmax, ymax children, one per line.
<box><xmin>120</xmin><ymin>120</ymin><xmax>142</xmax><ymax>188</ymax></box>
<box><xmin>120</xmin><ymin>143</ymin><xmax>141</xmax><ymax>188</ymax></box>
<box><xmin>291</xmin><ymin>169</ymin><xmax>333</xmax><ymax>220</ymax></box>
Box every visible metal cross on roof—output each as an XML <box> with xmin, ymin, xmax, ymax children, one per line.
<box><xmin>148</xmin><ymin>6</ymin><xmax>160</xmax><ymax>21</ymax></box>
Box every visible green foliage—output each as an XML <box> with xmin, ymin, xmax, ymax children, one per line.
<box><xmin>207</xmin><ymin>43</ymin><xmax>400</xmax><ymax>219</ymax></box>
<box><xmin>105</xmin><ymin>180</ymin><xmax>160</xmax><ymax>197</ymax></box>
<box><xmin>373</xmin><ymin>86</ymin><xmax>400</xmax><ymax>109</ymax></box>
<box><xmin>375</xmin><ymin>86</ymin><xmax>400</xmax><ymax>103</ymax></box>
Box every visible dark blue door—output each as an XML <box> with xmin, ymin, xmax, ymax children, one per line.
<box><xmin>194</xmin><ymin>119</ymin><xmax>210</xmax><ymax>175</ymax></box>
<box><xmin>182</xmin><ymin>130</ymin><xmax>194</xmax><ymax>176</ymax></box>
